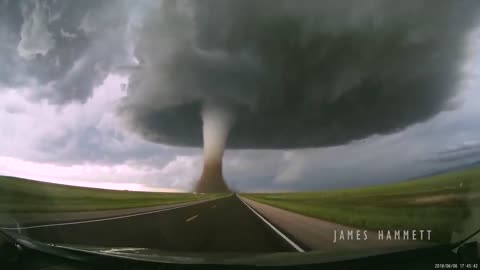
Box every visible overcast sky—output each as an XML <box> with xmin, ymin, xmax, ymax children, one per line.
<box><xmin>1</xmin><ymin>0</ymin><xmax>480</xmax><ymax>192</ymax></box>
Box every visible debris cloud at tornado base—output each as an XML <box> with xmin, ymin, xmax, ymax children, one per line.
<box><xmin>118</xmin><ymin>0</ymin><xmax>480</xmax><ymax>192</ymax></box>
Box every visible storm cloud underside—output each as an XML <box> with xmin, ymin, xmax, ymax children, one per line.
<box><xmin>121</xmin><ymin>0</ymin><xmax>480</xmax><ymax>149</ymax></box>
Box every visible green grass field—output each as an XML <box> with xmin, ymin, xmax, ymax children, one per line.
<box><xmin>242</xmin><ymin>167</ymin><xmax>480</xmax><ymax>243</ymax></box>
<box><xmin>0</xmin><ymin>176</ymin><xmax>225</xmax><ymax>213</ymax></box>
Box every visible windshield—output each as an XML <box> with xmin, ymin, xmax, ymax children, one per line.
<box><xmin>1</xmin><ymin>0</ymin><xmax>480</xmax><ymax>266</ymax></box>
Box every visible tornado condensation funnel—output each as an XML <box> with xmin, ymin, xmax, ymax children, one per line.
<box><xmin>195</xmin><ymin>104</ymin><xmax>232</xmax><ymax>193</ymax></box>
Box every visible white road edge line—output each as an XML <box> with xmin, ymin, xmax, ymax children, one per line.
<box><xmin>238</xmin><ymin>196</ymin><xmax>305</xmax><ymax>253</ymax></box>
<box><xmin>0</xmin><ymin>197</ymin><xmax>225</xmax><ymax>230</ymax></box>
<box><xmin>185</xmin><ymin>214</ymin><xmax>199</xmax><ymax>222</ymax></box>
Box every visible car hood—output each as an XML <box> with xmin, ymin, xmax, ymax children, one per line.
<box><xmin>8</xmin><ymin>231</ymin><xmax>443</xmax><ymax>266</ymax></box>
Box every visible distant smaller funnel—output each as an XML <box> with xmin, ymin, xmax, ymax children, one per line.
<box><xmin>195</xmin><ymin>104</ymin><xmax>232</xmax><ymax>193</ymax></box>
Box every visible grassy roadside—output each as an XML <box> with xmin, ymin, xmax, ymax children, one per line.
<box><xmin>0</xmin><ymin>176</ymin><xmax>226</xmax><ymax>213</ymax></box>
<box><xmin>242</xmin><ymin>167</ymin><xmax>480</xmax><ymax>243</ymax></box>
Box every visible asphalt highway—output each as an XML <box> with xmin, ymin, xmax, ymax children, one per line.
<box><xmin>15</xmin><ymin>194</ymin><xmax>300</xmax><ymax>253</ymax></box>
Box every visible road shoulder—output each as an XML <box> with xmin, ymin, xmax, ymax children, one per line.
<box><xmin>239</xmin><ymin>196</ymin><xmax>432</xmax><ymax>252</ymax></box>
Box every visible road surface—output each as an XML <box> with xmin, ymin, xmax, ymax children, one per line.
<box><xmin>0</xmin><ymin>194</ymin><xmax>429</xmax><ymax>254</ymax></box>
<box><xmin>2</xmin><ymin>194</ymin><xmax>300</xmax><ymax>253</ymax></box>
<box><xmin>0</xmin><ymin>197</ymin><xmax>220</xmax><ymax>228</ymax></box>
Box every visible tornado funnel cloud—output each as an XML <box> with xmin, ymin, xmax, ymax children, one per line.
<box><xmin>195</xmin><ymin>104</ymin><xmax>233</xmax><ymax>193</ymax></box>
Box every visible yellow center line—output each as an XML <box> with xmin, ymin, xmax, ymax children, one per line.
<box><xmin>186</xmin><ymin>214</ymin><xmax>199</xmax><ymax>222</ymax></box>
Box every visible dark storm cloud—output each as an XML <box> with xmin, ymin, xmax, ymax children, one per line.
<box><xmin>0</xmin><ymin>0</ymin><xmax>133</xmax><ymax>104</ymax></box>
<box><xmin>121</xmin><ymin>0</ymin><xmax>480</xmax><ymax>149</ymax></box>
